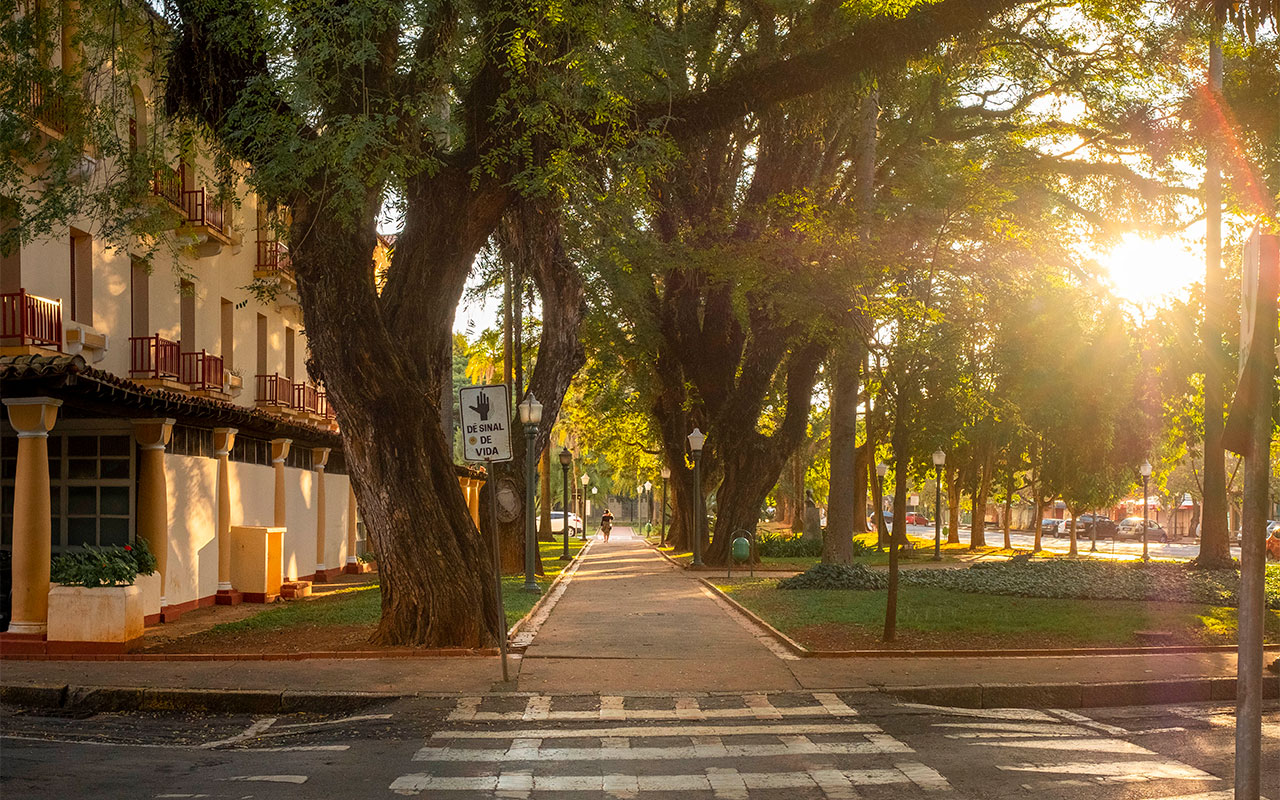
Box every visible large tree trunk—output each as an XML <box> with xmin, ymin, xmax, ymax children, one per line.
<box><xmin>1002</xmin><ymin>468</ymin><xmax>1013</xmax><ymax>550</ymax></box>
<box><xmin>1196</xmin><ymin>29</ymin><xmax>1232</xmax><ymax>569</ymax></box>
<box><xmin>946</xmin><ymin>465</ymin><xmax>962</xmax><ymax>544</ymax></box>
<box><xmin>824</xmin><ymin>346</ymin><xmax>862</xmax><ymax>564</ymax></box>
<box><xmin>1067</xmin><ymin>503</ymin><xmax>1081</xmax><ymax>557</ymax></box>
<box><xmin>885</xmin><ymin>386</ymin><xmax>911</xmax><ymax>642</ymax></box>
<box><xmin>969</xmin><ymin>454</ymin><xmax>991</xmax><ymax>549</ymax></box>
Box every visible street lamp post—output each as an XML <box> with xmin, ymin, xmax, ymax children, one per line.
<box><xmin>875</xmin><ymin>461</ymin><xmax>889</xmax><ymax>551</ymax></box>
<box><xmin>518</xmin><ymin>394</ymin><xmax>542</xmax><ymax>593</ymax></box>
<box><xmin>660</xmin><ymin>466</ymin><xmax>671</xmax><ymax>544</ymax></box>
<box><xmin>688</xmin><ymin>428</ymin><xmax>706</xmax><ymax>567</ymax></box>
<box><xmin>1141</xmin><ymin>459</ymin><xmax>1152</xmax><ymax>562</ymax></box>
<box><xmin>579</xmin><ymin>473</ymin><xmax>590</xmax><ymax>540</ymax></box>
<box><xmin>644</xmin><ymin>480</ymin><xmax>653</xmax><ymax>531</ymax></box>
<box><xmin>932</xmin><ymin>449</ymin><xmax>946</xmax><ymax>561</ymax></box>
<box><xmin>559</xmin><ymin>447</ymin><xmax>572</xmax><ymax>561</ymax></box>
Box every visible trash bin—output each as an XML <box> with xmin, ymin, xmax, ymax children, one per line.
<box><xmin>732</xmin><ymin>536</ymin><xmax>751</xmax><ymax>563</ymax></box>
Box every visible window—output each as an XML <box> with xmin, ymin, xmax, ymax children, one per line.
<box><xmin>69</xmin><ymin>227</ymin><xmax>92</xmax><ymax>324</ymax></box>
<box><xmin>1</xmin><ymin>428</ymin><xmax>135</xmax><ymax>551</ymax></box>
<box><xmin>130</xmin><ymin>258</ymin><xmax>149</xmax><ymax>338</ymax></box>
<box><xmin>168</xmin><ymin>425</ymin><xmax>213</xmax><ymax>458</ymax></box>
<box><xmin>179</xmin><ymin>279</ymin><xmax>195</xmax><ymax>353</ymax></box>
<box><xmin>220</xmin><ymin>299</ymin><xmax>234</xmax><ymax>371</ymax></box>
<box><xmin>285</xmin><ymin>327</ymin><xmax>296</xmax><ymax>382</ymax></box>
<box><xmin>256</xmin><ymin>313</ymin><xmax>268</xmax><ymax>376</ymax></box>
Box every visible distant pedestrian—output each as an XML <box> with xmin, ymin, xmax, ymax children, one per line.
<box><xmin>601</xmin><ymin>509</ymin><xmax>613</xmax><ymax>542</ymax></box>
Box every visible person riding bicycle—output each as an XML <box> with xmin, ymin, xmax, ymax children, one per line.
<box><xmin>600</xmin><ymin>509</ymin><xmax>613</xmax><ymax>542</ymax></box>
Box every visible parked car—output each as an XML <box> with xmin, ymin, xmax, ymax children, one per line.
<box><xmin>904</xmin><ymin>512</ymin><xmax>931</xmax><ymax>525</ymax></box>
<box><xmin>548</xmin><ymin>510</ymin><xmax>582</xmax><ymax>535</ymax></box>
<box><xmin>1073</xmin><ymin>514</ymin><xmax>1117</xmax><ymax>538</ymax></box>
<box><xmin>1116</xmin><ymin>517</ymin><xmax>1168</xmax><ymax>543</ymax></box>
<box><xmin>867</xmin><ymin>512</ymin><xmax>894</xmax><ymax>529</ymax></box>
<box><xmin>1041</xmin><ymin>518</ymin><xmax>1067</xmax><ymax>537</ymax></box>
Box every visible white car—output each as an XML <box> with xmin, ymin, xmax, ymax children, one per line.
<box><xmin>549</xmin><ymin>511</ymin><xmax>582</xmax><ymax>535</ymax></box>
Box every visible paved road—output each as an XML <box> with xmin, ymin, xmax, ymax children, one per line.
<box><xmin>2</xmin><ymin>693</ymin><xmax>1276</xmax><ymax>798</ymax></box>
<box><xmin>902</xmin><ymin>524</ymin><xmax>1243</xmax><ymax>562</ymax></box>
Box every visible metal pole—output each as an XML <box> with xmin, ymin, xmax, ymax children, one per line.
<box><xmin>560</xmin><ymin>460</ymin><xmax>571</xmax><ymax>561</ymax></box>
<box><xmin>1142</xmin><ymin>475</ymin><xmax>1149</xmax><ymax>562</ymax></box>
<box><xmin>486</xmin><ymin>462</ymin><xmax>509</xmax><ymax>682</ymax></box>
<box><xmin>933</xmin><ymin>466</ymin><xmax>942</xmax><ymax>561</ymax></box>
<box><xmin>691</xmin><ymin>453</ymin><xmax>704</xmax><ymax>567</ymax></box>
<box><xmin>660</xmin><ymin>478</ymin><xmax>668</xmax><ymax>544</ymax></box>
<box><xmin>523</xmin><ymin>425</ymin><xmax>540</xmax><ymax>593</ymax></box>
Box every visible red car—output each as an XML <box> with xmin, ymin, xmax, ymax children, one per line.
<box><xmin>904</xmin><ymin>512</ymin><xmax>931</xmax><ymax>525</ymax></box>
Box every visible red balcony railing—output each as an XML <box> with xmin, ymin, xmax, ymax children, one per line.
<box><xmin>293</xmin><ymin>382</ymin><xmax>321</xmax><ymax>415</ymax></box>
<box><xmin>316</xmin><ymin>391</ymin><xmax>336</xmax><ymax>421</ymax></box>
<box><xmin>181</xmin><ymin>188</ymin><xmax>227</xmax><ymax>232</ymax></box>
<box><xmin>0</xmin><ymin>290</ymin><xmax>63</xmax><ymax>350</ymax></box>
<box><xmin>255</xmin><ymin>373</ymin><xmax>292</xmax><ymax>407</ymax></box>
<box><xmin>129</xmin><ymin>334</ymin><xmax>180</xmax><ymax>380</ymax></box>
<box><xmin>14</xmin><ymin>73</ymin><xmax>68</xmax><ymax>134</ymax></box>
<box><xmin>180</xmin><ymin>350</ymin><xmax>224</xmax><ymax>391</ymax></box>
<box><xmin>255</xmin><ymin>239</ymin><xmax>291</xmax><ymax>272</ymax></box>
<box><xmin>151</xmin><ymin>165</ymin><xmax>182</xmax><ymax>208</ymax></box>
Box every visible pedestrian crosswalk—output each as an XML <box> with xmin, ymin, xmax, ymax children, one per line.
<box><xmin>393</xmin><ymin>692</ymin><xmax>951</xmax><ymax>797</ymax></box>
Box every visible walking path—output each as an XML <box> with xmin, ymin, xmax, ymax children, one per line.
<box><xmin>1</xmin><ymin>525</ymin><xmax>1271</xmax><ymax>707</ymax></box>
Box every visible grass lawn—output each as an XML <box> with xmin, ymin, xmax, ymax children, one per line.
<box><xmin>144</xmin><ymin>538</ymin><xmax>588</xmax><ymax>653</ymax></box>
<box><xmin>715</xmin><ymin>579</ymin><xmax>1280</xmax><ymax>651</ymax></box>
<box><xmin>651</xmin><ymin>530</ymin><xmax>981</xmax><ymax>570</ymax></box>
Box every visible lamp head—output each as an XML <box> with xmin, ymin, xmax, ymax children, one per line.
<box><xmin>644</xmin><ymin>480</ymin><xmax>652</xmax><ymax>491</ymax></box>
<box><xmin>580</xmin><ymin>473</ymin><xmax>590</xmax><ymax>486</ymax></box>
<box><xmin>518</xmin><ymin>393</ymin><xmax>543</xmax><ymax>425</ymax></box>
<box><xmin>687</xmin><ymin>427</ymin><xmax>705</xmax><ymax>453</ymax></box>
<box><xmin>591</xmin><ymin>487</ymin><xmax>597</xmax><ymax>495</ymax></box>
<box><xmin>661</xmin><ymin>466</ymin><xmax>671</xmax><ymax>479</ymax></box>
<box><xmin>876</xmin><ymin>462</ymin><xmax>888</xmax><ymax>477</ymax></box>
<box><xmin>932</xmin><ymin>449</ymin><xmax>946</xmax><ymax>467</ymax></box>
<box><xmin>1140</xmin><ymin>459</ymin><xmax>1152</xmax><ymax>478</ymax></box>
<box><xmin>558</xmin><ymin>447</ymin><xmax>572</xmax><ymax>467</ymax></box>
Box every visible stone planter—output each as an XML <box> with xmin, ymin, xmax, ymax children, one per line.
<box><xmin>46</xmin><ymin>583</ymin><xmax>145</xmax><ymax>654</ymax></box>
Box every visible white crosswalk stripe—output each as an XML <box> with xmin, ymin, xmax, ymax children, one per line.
<box><xmin>393</xmin><ymin>692</ymin><xmax>948</xmax><ymax>798</ymax></box>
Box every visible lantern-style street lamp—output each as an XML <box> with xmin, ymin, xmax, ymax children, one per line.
<box><xmin>579</xmin><ymin>473</ymin><xmax>590</xmax><ymax>540</ymax></box>
<box><xmin>688</xmin><ymin>428</ymin><xmax>706</xmax><ymax>567</ymax></box>
<box><xmin>517</xmin><ymin>394</ymin><xmax>542</xmax><ymax>593</ymax></box>
<box><xmin>660</xmin><ymin>465</ymin><xmax>671</xmax><ymax>544</ymax></box>
<box><xmin>932</xmin><ymin>449</ymin><xmax>946</xmax><ymax>561</ymax></box>
<box><xmin>1140</xmin><ymin>459</ymin><xmax>1153</xmax><ymax>562</ymax></box>
<box><xmin>558</xmin><ymin>447</ymin><xmax>572</xmax><ymax>561</ymax></box>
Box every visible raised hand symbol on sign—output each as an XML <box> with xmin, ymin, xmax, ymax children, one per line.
<box><xmin>470</xmin><ymin>392</ymin><xmax>491</xmax><ymax>421</ymax></box>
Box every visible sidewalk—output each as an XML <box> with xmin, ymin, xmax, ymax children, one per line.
<box><xmin>2</xmin><ymin>525</ymin><xmax>1274</xmax><ymax>710</ymax></box>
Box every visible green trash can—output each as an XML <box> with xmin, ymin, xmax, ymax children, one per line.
<box><xmin>732</xmin><ymin>536</ymin><xmax>751</xmax><ymax>563</ymax></box>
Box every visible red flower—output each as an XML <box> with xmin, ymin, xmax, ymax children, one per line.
<box><xmin>124</xmin><ymin>545</ymin><xmax>132</xmax><ymax>551</ymax></box>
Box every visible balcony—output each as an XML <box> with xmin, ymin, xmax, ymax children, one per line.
<box><xmin>254</xmin><ymin>373</ymin><xmax>293</xmax><ymax>409</ymax></box>
<box><xmin>180</xmin><ymin>349</ymin><xmax>225</xmax><ymax>395</ymax></box>
<box><xmin>180</xmin><ymin>187</ymin><xmax>232</xmax><ymax>245</ymax></box>
<box><xmin>13</xmin><ymin>73</ymin><xmax>68</xmax><ymax>137</ymax></box>
<box><xmin>151</xmin><ymin>165</ymin><xmax>182</xmax><ymax>210</ymax></box>
<box><xmin>129</xmin><ymin>334</ymin><xmax>180</xmax><ymax>383</ymax></box>
<box><xmin>0</xmin><ymin>290</ymin><xmax>63</xmax><ymax>355</ymax></box>
<box><xmin>254</xmin><ymin>238</ymin><xmax>296</xmax><ymax>289</ymax></box>
<box><xmin>316</xmin><ymin>391</ymin><xmax>336</xmax><ymax>421</ymax></box>
<box><xmin>292</xmin><ymin>382</ymin><xmax>321</xmax><ymax>416</ymax></box>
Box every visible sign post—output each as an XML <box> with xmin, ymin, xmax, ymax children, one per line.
<box><xmin>459</xmin><ymin>385</ymin><xmax>514</xmax><ymax>682</ymax></box>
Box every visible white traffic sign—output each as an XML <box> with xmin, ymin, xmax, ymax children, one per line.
<box><xmin>459</xmin><ymin>385</ymin><xmax>513</xmax><ymax>463</ymax></box>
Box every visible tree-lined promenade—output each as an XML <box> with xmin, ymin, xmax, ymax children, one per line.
<box><xmin>3</xmin><ymin>0</ymin><xmax>1277</xmax><ymax>654</ymax></box>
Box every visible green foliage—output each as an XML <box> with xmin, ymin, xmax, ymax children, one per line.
<box><xmin>778</xmin><ymin>562</ymin><xmax>888</xmax><ymax>590</ymax></box>
<box><xmin>50</xmin><ymin>539</ymin><xmax>158</xmax><ymax>588</ymax></box>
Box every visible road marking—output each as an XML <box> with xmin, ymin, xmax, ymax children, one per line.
<box><xmin>676</xmin><ymin>696</ymin><xmax>703</xmax><ymax>720</ymax></box>
<box><xmin>997</xmin><ymin>760</ymin><xmax>1216</xmax><ymax>781</ymax></box>
<box><xmin>496</xmin><ymin>769</ymin><xmax>533</xmax><ymax>799</ymax></box>
<box><xmin>224</xmin><ymin>774</ymin><xmax>308</xmax><ymax>784</ymax></box>
<box><xmin>391</xmin><ymin>768</ymin><xmax>923</xmax><ymax>795</ymax></box>
<box><xmin>414</xmin><ymin>737</ymin><xmax>909</xmax><ymax>761</ymax></box>
<box><xmin>809</xmin><ymin>767</ymin><xmax>859</xmax><ymax>799</ymax></box>
<box><xmin>247</xmin><ymin>744</ymin><xmax>351</xmax><ymax>752</ymax></box>
<box><xmin>522</xmin><ymin>695</ymin><xmax>551</xmax><ymax>721</ymax></box>
<box><xmin>814</xmin><ymin>692</ymin><xmax>859</xmax><ymax>717</ymax></box>
<box><xmin>199</xmin><ymin>717</ymin><xmax>277</xmax><ymax>749</ymax></box>
<box><xmin>901</xmin><ymin>703</ymin><xmax>1052</xmax><ymax>721</ymax></box>
<box><xmin>971</xmin><ymin>737</ymin><xmax>1153</xmax><ymax>754</ymax></box>
<box><xmin>745</xmin><ymin>693</ymin><xmax>782</xmax><ymax>719</ymax></box>
<box><xmin>429</xmin><ymin>721</ymin><xmax>881</xmax><ymax>739</ymax></box>
<box><xmin>1049</xmin><ymin>709</ymin><xmax>1131</xmax><ymax>736</ymax></box>
<box><xmin>603</xmin><ymin>772</ymin><xmax>639</xmax><ymax>798</ymax></box>
<box><xmin>600</xmin><ymin>695</ymin><xmax>626</xmax><ymax>720</ymax></box>
<box><xmin>448</xmin><ymin>696</ymin><xmax>481</xmax><ymax>721</ymax></box>
<box><xmin>935</xmin><ymin>722</ymin><xmax>1094</xmax><ymax>737</ymax></box>
<box><xmin>272</xmin><ymin>713</ymin><xmax>392</xmax><ymax>729</ymax></box>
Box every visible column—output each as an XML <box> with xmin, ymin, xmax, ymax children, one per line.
<box><xmin>133</xmin><ymin>418</ymin><xmax>174</xmax><ymax>612</ymax></box>
<box><xmin>345</xmin><ymin>482</ymin><xmax>359</xmax><ymax>573</ymax></box>
<box><xmin>213</xmin><ymin>428</ymin><xmax>239</xmax><ymax>604</ymax></box>
<box><xmin>271</xmin><ymin>438</ymin><xmax>291</xmax><ymax>579</ymax></box>
<box><xmin>2</xmin><ymin>398</ymin><xmax>61</xmax><ymax>636</ymax></box>
<box><xmin>312</xmin><ymin>447</ymin><xmax>330</xmax><ymax>581</ymax></box>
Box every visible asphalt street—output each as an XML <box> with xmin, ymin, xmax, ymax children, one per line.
<box><xmin>901</xmin><ymin>524</ymin><xmax>1243</xmax><ymax>562</ymax></box>
<box><xmin>2</xmin><ymin>693</ymin><xmax>1276</xmax><ymax>799</ymax></box>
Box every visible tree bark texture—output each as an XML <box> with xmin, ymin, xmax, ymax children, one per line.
<box><xmin>825</xmin><ymin>345</ymin><xmax>863</xmax><ymax>564</ymax></box>
<box><xmin>946</xmin><ymin>465</ymin><xmax>962</xmax><ymax>545</ymax></box>
<box><xmin>969</xmin><ymin>454</ymin><xmax>992</xmax><ymax>549</ymax></box>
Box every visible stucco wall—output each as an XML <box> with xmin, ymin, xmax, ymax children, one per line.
<box><xmin>163</xmin><ymin>453</ymin><xmax>217</xmax><ymax>608</ymax></box>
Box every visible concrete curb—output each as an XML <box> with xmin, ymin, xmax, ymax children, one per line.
<box><xmin>506</xmin><ymin>538</ymin><xmax>594</xmax><ymax>651</ymax></box>
<box><xmin>884</xmin><ymin>676</ymin><xmax>1279</xmax><ymax>709</ymax></box>
<box><xmin>2</xmin><ymin>648</ymin><xmax>498</xmax><ymax>662</ymax></box>
<box><xmin>699</xmin><ymin>574</ymin><xmax>1280</xmax><ymax>660</ymax></box>
<box><xmin>0</xmin><ymin>683</ymin><xmax>403</xmax><ymax>714</ymax></box>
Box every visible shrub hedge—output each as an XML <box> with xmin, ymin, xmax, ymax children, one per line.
<box><xmin>50</xmin><ymin>538</ymin><xmax>159</xmax><ymax>588</ymax></box>
<box><xmin>778</xmin><ymin>558</ymin><xmax>1280</xmax><ymax>609</ymax></box>
<box><xmin>755</xmin><ymin>532</ymin><xmax>877</xmax><ymax>559</ymax></box>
